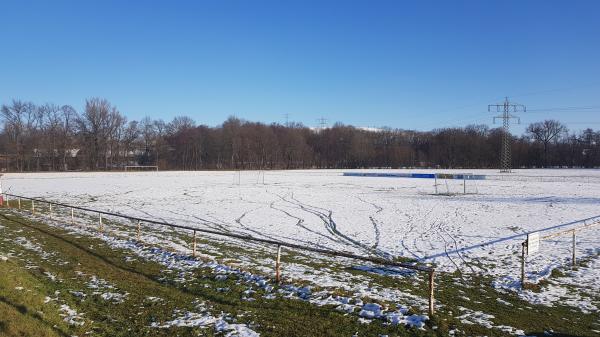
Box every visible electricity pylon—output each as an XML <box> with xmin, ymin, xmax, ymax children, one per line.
<box><xmin>316</xmin><ymin>117</ymin><xmax>328</xmax><ymax>130</ymax></box>
<box><xmin>488</xmin><ymin>97</ymin><xmax>526</xmax><ymax>173</ymax></box>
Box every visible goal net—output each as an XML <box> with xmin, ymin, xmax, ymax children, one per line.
<box><xmin>433</xmin><ymin>173</ymin><xmax>479</xmax><ymax>195</ymax></box>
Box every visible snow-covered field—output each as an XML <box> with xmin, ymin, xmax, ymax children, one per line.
<box><xmin>3</xmin><ymin>169</ymin><xmax>600</xmax><ymax>313</ymax></box>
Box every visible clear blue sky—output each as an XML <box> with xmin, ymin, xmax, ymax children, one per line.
<box><xmin>1</xmin><ymin>0</ymin><xmax>599</xmax><ymax>134</ymax></box>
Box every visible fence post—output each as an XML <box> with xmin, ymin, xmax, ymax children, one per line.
<box><xmin>70</xmin><ymin>207</ymin><xmax>74</xmax><ymax>225</ymax></box>
<box><xmin>137</xmin><ymin>220</ymin><xmax>141</xmax><ymax>241</ymax></box>
<box><xmin>463</xmin><ymin>176</ymin><xmax>466</xmax><ymax>194</ymax></box>
<box><xmin>5</xmin><ymin>194</ymin><xmax>9</xmax><ymax>208</ymax></box>
<box><xmin>192</xmin><ymin>230</ymin><xmax>197</xmax><ymax>257</ymax></box>
<box><xmin>275</xmin><ymin>245</ymin><xmax>282</xmax><ymax>283</ymax></box>
<box><xmin>428</xmin><ymin>269</ymin><xmax>435</xmax><ymax>316</ymax></box>
<box><xmin>49</xmin><ymin>203</ymin><xmax>53</xmax><ymax>220</ymax></box>
<box><xmin>572</xmin><ymin>230</ymin><xmax>576</xmax><ymax>267</ymax></box>
<box><xmin>434</xmin><ymin>174</ymin><xmax>438</xmax><ymax>194</ymax></box>
<box><xmin>32</xmin><ymin>199</ymin><xmax>35</xmax><ymax>215</ymax></box>
<box><xmin>521</xmin><ymin>241</ymin><xmax>526</xmax><ymax>288</ymax></box>
<box><xmin>18</xmin><ymin>197</ymin><xmax>21</xmax><ymax>209</ymax></box>
<box><xmin>99</xmin><ymin>213</ymin><xmax>104</xmax><ymax>233</ymax></box>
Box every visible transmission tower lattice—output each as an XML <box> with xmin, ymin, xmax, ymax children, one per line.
<box><xmin>488</xmin><ymin>97</ymin><xmax>526</xmax><ymax>173</ymax></box>
<box><xmin>316</xmin><ymin>117</ymin><xmax>328</xmax><ymax>130</ymax></box>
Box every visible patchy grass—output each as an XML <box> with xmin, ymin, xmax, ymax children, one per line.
<box><xmin>0</xmin><ymin>208</ymin><xmax>435</xmax><ymax>337</ymax></box>
<box><xmin>1</xmin><ymin>204</ymin><xmax>599</xmax><ymax>337</ymax></box>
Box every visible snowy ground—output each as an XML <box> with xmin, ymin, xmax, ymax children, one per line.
<box><xmin>3</xmin><ymin>169</ymin><xmax>600</xmax><ymax>316</ymax></box>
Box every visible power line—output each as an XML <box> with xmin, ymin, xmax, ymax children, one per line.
<box><xmin>525</xmin><ymin>106</ymin><xmax>600</xmax><ymax>112</ymax></box>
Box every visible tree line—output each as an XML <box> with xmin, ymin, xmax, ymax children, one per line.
<box><xmin>1</xmin><ymin>98</ymin><xmax>599</xmax><ymax>172</ymax></box>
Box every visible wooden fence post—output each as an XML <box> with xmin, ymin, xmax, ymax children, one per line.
<box><xmin>99</xmin><ymin>213</ymin><xmax>104</xmax><ymax>233</ymax></box>
<box><xmin>192</xmin><ymin>230</ymin><xmax>197</xmax><ymax>257</ymax></box>
<box><xmin>521</xmin><ymin>241</ymin><xmax>526</xmax><ymax>288</ymax></box>
<box><xmin>18</xmin><ymin>197</ymin><xmax>21</xmax><ymax>209</ymax></box>
<box><xmin>71</xmin><ymin>207</ymin><xmax>74</xmax><ymax>225</ymax></box>
<box><xmin>49</xmin><ymin>203</ymin><xmax>53</xmax><ymax>220</ymax></box>
<box><xmin>32</xmin><ymin>199</ymin><xmax>35</xmax><ymax>215</ymax></box>
<box><xmin>428</xmin><ymin>269</ymin><xmax>435</xmax><ymax>316</ymax></box>
<box><xmin>572</xmin><ymin>230</ymin><xmax>576</xmax><ymax>267</ymax></box>
<box><xmin>275</xmin><ymin>245</ymin><xmax>282</xmax><ymax>283</ymax></box>
<box><xmin>137</xmin><ymin>220</ymin><xmax>141</xmax><ymax>241</ymax></box>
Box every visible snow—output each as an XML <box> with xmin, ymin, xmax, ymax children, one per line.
<box><xmin>3</xmin><ymin>169</ymin><xmax>600</xmax><ymax>326</ymax></box>
<box><xmin>100</xmin><ymin>292</ymin><xmax>128</xmax><ymax>303</ymax></box>
<box><xmin>59</xmin><ymin>304</ymin><xmax>85</xmax><ymax>326</ymax></box>
<box><xmin>13</xmin><ymin>236</ymin><xmax>53</xmax><ymax>260</ymax></box>
<box><xmin>151</xmin><ymin>302</ymin><xmax>260</xmax><ymax>337</ymax></box>
<box><xmin>44</xmin><ymin>271</ymin><xmax>59</xmax><ymax>282</ymax></box>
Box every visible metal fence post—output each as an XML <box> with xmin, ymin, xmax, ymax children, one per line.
<box><xmin>99</xmin><ymin>213</ymin><xmax>104</xmax><ymax>233</ymax></box>
<box><xmin>428</xmin><ymin>269</ymin><xmax>435</xmax><ymax>316</ymax></box>
<box><xmin>32</xmin><ymin>199</ymin><xmax>35</xmax><ymax>215</ymax></box>
<box><xmin>192</xmin><ymin>230</ymin><xmax>197</xmax><ymax>257</ymax></box>
<box><xmin>572</xmin><ymin>230</ymin><xmax>576</xmax><ymax>267</ymax></box>
<box><xmin>434</xmin><ymin>175</ymin><xmax>438</xmax><ymax>194</ymax></box>
<box><xmin>463</xmin><ymin>176</ymin><xmax>466</xmax><ymax>194</ymax></box>
<box><xmin>275</xmin><ymin>245</ymin><xmax>282</xmax><ymax>283</ymax></box>
<box><xmin>18</xmin><ymin>197</ymin><xmax>21</xmax><ymax>209</ymax></box>
<box><xmin>71</xmin><ymin>207</ymin><xmax>74</xmax><ymax>225</ymax></box>
<box><xmin>49</xmin><ymin>203</ymin><xmax>53</xmax><ymax>220</ymax></box>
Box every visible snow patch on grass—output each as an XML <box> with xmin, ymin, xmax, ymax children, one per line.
<box><xmin>59</xmin><ymin>304</ymin><xmax>85</xmax><ymax>326</ymax></box>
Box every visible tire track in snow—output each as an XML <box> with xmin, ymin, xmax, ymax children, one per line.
<box><xmin>444</xmin><ymin>209</ymin><xmax>477</xmax><ymax>273</ymax></box>
<box><xmin>434</xmin><ymin>221</ymin><xmax>463</xmax><ymax>275</ymax></box>
<box><xmin>229</xmin><ymin>196</ymin><xmax>333</xmax><ymax>247</ymax></box>
<box><xmin>282</xmin><ymin>193</ymin><xmax>387</xmax><ymax>258</ymax></box>
<box><xmin>269</xmin><ymin>193</ymin><xmax>341</xmax><ymax>244</ymax></box>
<box><xmin>162</xmin><ymin>209</ymin><xmax>231</xmax><ymax>233</ymax></box>
<box><xmin>355</xmin><ymin>195</ymin><xmax>382</xmax><ymax>250</ymax></box>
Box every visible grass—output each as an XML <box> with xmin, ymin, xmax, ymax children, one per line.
<box><xmin>1</xmin><ymin>203</ymin><xmax>599</xmax><ymax>337</ymax></box>
<box><xmin>0</xmin><ymin>207</ymin><xmax>436</xmax><ymax>337</ymax></box>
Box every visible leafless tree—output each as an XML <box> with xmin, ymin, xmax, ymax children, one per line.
<box><xmin>526</xmin><ymin>120</ymin><xmax>567</xmax><ymax>167</ymax></box>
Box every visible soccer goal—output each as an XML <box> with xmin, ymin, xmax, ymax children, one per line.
<box><xmin>124</xmin><ymin>165</ymin><xmax>159</xmax><ymax>172</ymax></box>
<box><xmin>433</xmin><ymin>173</ymin><xmax>479</xmax><ymax>195</ymax></box>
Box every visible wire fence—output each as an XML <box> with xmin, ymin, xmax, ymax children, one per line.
<box><xmin>1</xmin><ymin>192</ymin><xmax>437</xmax><ymax>315</ymax></box>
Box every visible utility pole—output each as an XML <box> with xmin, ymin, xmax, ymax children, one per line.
<box><xmin>488</xmin><ymin>97</ymin><xmax>526</xmax><ymax>173</ymax></box>
<box><xmin>316</xmin><ymin>117</ymin><xmax>328</xmax><ymax>130</ymax></box>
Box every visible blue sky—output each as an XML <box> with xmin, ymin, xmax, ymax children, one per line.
<box><xmin>1</xmin><ymin>0</ymin><xmax>599</xmax><ymax>134</ymax></box>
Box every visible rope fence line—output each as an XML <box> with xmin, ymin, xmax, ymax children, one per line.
<box><xmin>1</xmin><ymin>192</ymin><xmax>437</xmax><ymax>315</ymax></box>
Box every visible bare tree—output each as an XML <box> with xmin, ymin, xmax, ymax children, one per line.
<box><xmin>0</xmin><ymin>100</ymin><xmax>40</xmax><ymax>171</ymax></box>
<box><xmin>526</xmin><ymin>120</ymin><xmax>567</xmax><ymax>167</ymax></box>
<box><xmin>76</xmin><ymin>98</ymin><xmax>125</xmax><ymax>170</ymax></box>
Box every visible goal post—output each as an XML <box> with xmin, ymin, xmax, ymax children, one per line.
<box><xmin>433</xmin><ymin>173</ymin><xmax>479</xmax><ymax>195</ymax></box>
<box><xmin>124</xmin><ymin>165</ymin><xmax>159</xmax><ymax>172</ymax></box>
